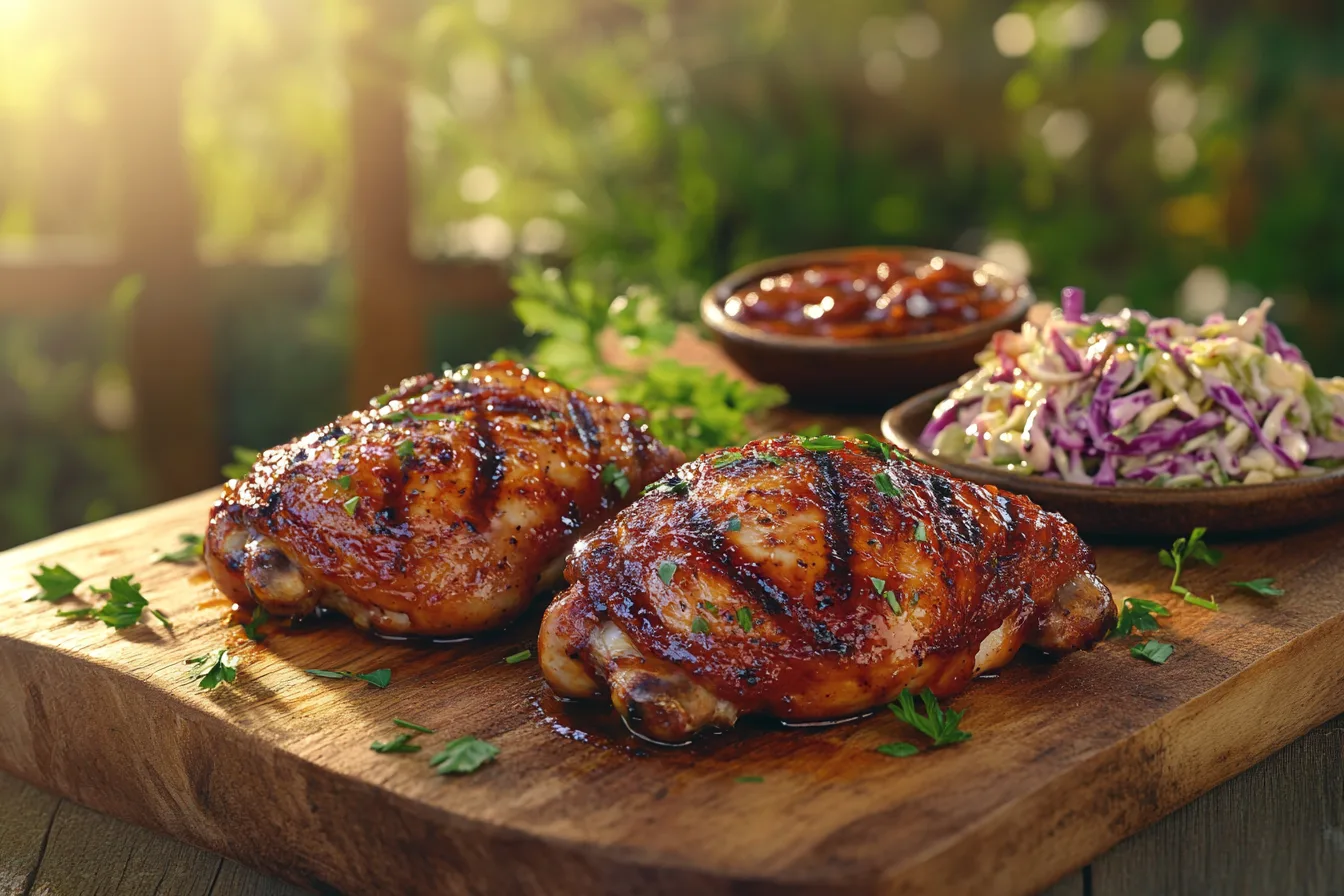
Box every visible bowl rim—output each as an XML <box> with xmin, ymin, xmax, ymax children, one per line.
<box><xmin>882</xmin><ymin>382</ymin><xmax>1344</xmax><ymax>502</ymax></box>
<box><xmin>700</xmin><ymin>245</ymin><xmax>1035</xmax><ymax>355</ymax></box>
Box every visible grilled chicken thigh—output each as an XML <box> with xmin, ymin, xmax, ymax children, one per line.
<box><xmin>205</xmin><ymin>361</ymin><xmax>682</xmax><ymax>636</ymax></box>
<box><xmin>539</xmin><ymin>434</ymin><xmax>1115</xmax><ymax>743</ymax></box>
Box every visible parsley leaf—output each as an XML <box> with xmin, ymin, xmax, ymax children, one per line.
<box><xmin>430</xmin><ymin>735</ymin><xmax>500</xmax><ymax>775</ymax></box>
<box><xmin>222</xmin><ymin>447</ymin><xmax>259</xmax><ymax>481</ymax></box>
<box><xmin>757</xmin><ymin>452</ymin><xmax>787</xmax><ymax>466</ymax></box>
<box><xmin>242</xmin><ymin>605</ymin><xmax>270</xmax><ymax>642</ymax></box>
<box><xmin>504</xmin><ymin>649</ymin><xmax>532</xmax><ymax>664</ymax></box>
<box><xmin>342</xmin><ymin>495</ymin><xmax>360</xmax><ymax>516</ymax></box>
<box><xmin>151</xmin><ymin>609</ymin><xmax>173</xmax><ymax>630</ymax></box>
<box><xmin>734</xmin><ymin>775</ymin><xmax>765</xmax><ymax>783</ymax></box>
<box><xmin>186</xmin><ymin>648</ymin><xmax>239</xmax><ymax>690</ymax></box>
<box><xmin>1231</xmin><ymin>578</ymin><xmax>1284</xmax><ymax>597</ymax></box>
<box><xmin>855</xmin><ymin>432</ymin><xmax>892</xmax><ymax>460</ymax></box>
<box><xmin>394</xmin><ymin>718</ymin><xmax>435</xmax><ymax>734</ymax></box>
<box><xmin>57</xmin><ymin>575</ymin><xmax>148</xmax><ymax>629</ymax></box>
<box><xmin>1110</xmin><ymin>597</ymin><xmax>1170</xmax><ymax>637</ymax></box>
<box><xmin>691</xmin><ymin>617</ymin><xmax>711</xmax><ymax>634</ymax></box>
<box><xmin>713</xmin><ymin>451</ymin><xmax>745</xmax><ymax>469</ymax></box>
<box><xmin>1175</xmin><ymin>586</ymin><xmax>1220</xmax><ymax>611</ymax></box>
<box><xmin>305</xmin><ymin>667</ymin><xmax>392</xmax><ymax>688</ymax></box>
<box><xmin>799</xmin><ymin>434</ymin><xmax>845</xmax><ymax>451</ymax></box>
<box><xmin>396</xmin><ymin>439</ymin><xmax>415</xmax><ymax>460</ymax></box>
<box><xmin>1130</xmin><ymin>640</ymin><xmax>1174</xmax><ymax>664</ymax></box>
<box><xmin>657</xmin><ymin>560</ymin><xmax>678</xmax><ymax>585</ymax></box>
<box><xmin>726</xmin><ymin>516</ymin><xmax>742</xmax><ymax>532</ymax></box>
<box><xmin>886</xmin><ymin>688</ymin><xmax>971</xmax><ymax>748</ymax></box>
<box><xmin>643</xmin><ymin>477</ymin><xmax>690</xmax><ymax>497</ymax></box>
<box><xmin>871</xmin><ymin>576</ymin><xmax>900</xmax><ymax>614</ymax></box>
<box><xmin>503</xmin><ymin>263</ymin><xmax>786</xmax><ymax>457</ymax></box>
<box><xmin>736</xmin><ymin>607</ymin><xmax>754</xmax><ymax>633</ymax></box>
<box><xmin>371</xmin><ymin>734</ymin><xmax>422</xmax><ymax>754</ymax></box>
<box><xmin>874</xmin><ymin>472</ymin><xmax>902</xmax><ymax>497</ymax></box>
<box><xmin>336</xmin><ymin>475</ymin><xmax>352</xmax><ymax>490</ymax></box>
<box><xmin>154</xmin><ymin>534</ymin><xmax>204</xmax><ymax>564</ymax></box>
<box><xmin>914</xmin><ymin>522</ymin><xmax>929</xmax><ymax>542</ymax></box>
<box><xmin>600</xmin><ymin>463</ymin><xmax>630</xmax><ymax>498</ymax></box>
<box><xmin>875</xmin><ymin>742</ymin><xmax>920</xmax><ymax>758</ymax></box>
<box><xmin>1159</xmin><ymin>527</ymin><xmax>1222</xmax><ymax>593</ymax></box>
<box><xmin>28</xmin><ymin>564</ymin><xmax>81</xmax><ymax>602</ymax></box>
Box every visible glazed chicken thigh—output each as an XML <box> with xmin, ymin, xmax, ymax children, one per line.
<box><xmin>205</xmin><ymin>361</ymin><xmax>682</xmax><ymax>636</ymax></box>
<box><xmin>539</xmin><ymin>434</ymin><xmax>1115</xmax><ymax>743</ymax></box>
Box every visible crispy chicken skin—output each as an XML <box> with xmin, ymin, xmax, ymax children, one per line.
<box><xmin>539</xmin><ymin>434</ymin><xmax>1115</xmax><ymax>743</ymax></box>
<box><xmin>205</xmin><ymin>361</ymin><xmax>682</xmax><ymax>636</ymax></box>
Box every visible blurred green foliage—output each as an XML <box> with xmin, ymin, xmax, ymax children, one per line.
<box><xmin>3</xmin><ymin>0</ymin><xmax>1344</xmax><ymax>547</ymax></box>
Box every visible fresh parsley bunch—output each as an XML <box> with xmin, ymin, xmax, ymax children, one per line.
<box><xmin>502</xmin><ymin>263</ymin><xmax>787</xmax><ymax>457</ymax></box>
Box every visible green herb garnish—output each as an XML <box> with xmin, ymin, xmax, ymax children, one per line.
<box><xmin>336</xmin><ymin>475</ymin><xmax>352</xmax><ymax>490</ymax></box>
<box><xmin>1174</xmin><ymin>587</ymin><xmax>1220</xmax><ymax>611</ymax></box>
<box><xmin>1111</xmin><ymin>597</ymin><xmax>1170</xmax><ymax>637</ymax></box>
<box><xmin>394</xmin><ymin>718</ymin><xmax>435</xmax><ymax>734</ymax></box>
<box><xmin>154</xmin><ymin>534</ymin><xmax>204</xmax><ymax>564</ymax></box>
<box><xmin>1159</xmin><ymin>527</ymin><xmax>1221</xmax><ymax>594</ymax></box>
<box><xmin>913</xmin><ymin>522</ymin><xmax>928</xmax><ymax>542</ymax></box>
<box><xmin>28</xmin><ymin>564</ymin><xmax>81</xmax><ymax>602</ymax></box>
<box><xmin>856</xmin><ymin>432</ymin><xmax>892</xmax><ymax>460</ymax></box>
<box><xmin>1130</xmin><ymin>640</ymin><xmax>1174</xmax><ymax>664</ymax></box>
<box><xmin>736</xmin><ymin>607</ymin><xmax>754</xmax><ymax>633</ymax></box>
<box><xmin>430</xmin><ymin>735</ymin><xmax>500</xmax><ymax>775</ymax></box>
<box><xmin>874</xmin><ymin>472</ymin><xmax>902</xmax><ymax>498</ymax></box>
<box><xmin>186</xmin><ymin>648</ymin><xmax>239</xmax><ymax>690</ymax></box>
<box><xmin>799</xmin><ymin>434</ymin><xmax>845</xmax><ymax>451</ymax></box>
<box><xmin>371</xmin><ymin>733</ymin><xmax>421</xmax><ymax>754</ymax></box>
<box><xmin>342</xmin><ymin>496</ymin><xmax>360</xmax><ymax>516</ymax></box>
<box><xmin>734</xmin><ymin>775</ymin><xmax>764</xmax><ymax>783</ymax></box>
<box><xmin>875</xmin><ymin>742</ymin><xmax>920</xmax><ymax>758</ymax></box>
<box><xmin>151</xmin><ymin>609</ymin><xmax>173</xmax><ymax>630</ymax></box>
<box><xmin>643</xmin><ymin>477</ymin><xmax>690</xmax><ymax>497</ymax></box>
<box><xmin>1231</xmin><ymin>578</ymin><xmax>1284</xmax><ymax>597</ymax></box>
<box><xmin>757</xmin><ymin>452</ymin><xmax>787</xmax><ymax>466</ymax></box>
<box><xmin>885</xmin><ymin>688</ymin><xmax>971</xmax><ymax>748</ymax></box>
<box><xmin>726</xmin><ymin>516</ymin><xmax>742</xmax><ymax>532</ymax></box>
<box><xmin>700</xmin><ymin>600</ymin><xmax>717</xmax><ymax>612</ymax></box>
<box><xmin>305</xmin><ymin>667</ymin><xmax>392</xmax><ymax>688</ymax></box>
<box><xmin>57</xmin><ymin>575</ymin><xmax>148</xmax><ymax>629</ymax></box>
<box><xmin>504</xmin><ymin>649</ymin><xmax>532</xmax><ymax>664</ymax></box>
<box><xmin>713</xmin><ymin>451</ymin><xmax>745</xmax><ymax>469</ymax></box>
<box><xmin>691</xmin><ymin>617</ymin><xmax>711</xmax><ymax>634</ymax></box>
<box><xmin>657</xmin><ymin>560</ymin><xmax>678</xmax><ymax>585</ymax></box>
<box><xmin>870</xmin><ymin>576</ymin><xmax>900</xmax><ymax>614</ymax></box>
<box><xmin>600</xmin><ymin>463</ymin><xmax>630</xmax><ymax>498</ymax></box>
<box><xmin>396</xmin><ymin>439</ymin><xmax>415</xmax><ymax>460</ymax></box>
<box><xmin>222</xmin><ymin>447</ymin><xmax>259</xmax><ymax>480</ymax></box>
<box><xmin>242</xmin><ymin>605</ymin><xmax>270</xmax><ymax>642</ymax></box>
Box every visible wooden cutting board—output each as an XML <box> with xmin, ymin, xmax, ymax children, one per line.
<box><xmin>1</xmin><ymin>488</ymin><xmax>1343</xmax><ymax>896</ymax></box>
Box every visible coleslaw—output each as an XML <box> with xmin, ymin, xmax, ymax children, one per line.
<box><xmin>922</xmin><ymin>288</ymin><xmax>1344</xmax><ymax>487</ymax></box>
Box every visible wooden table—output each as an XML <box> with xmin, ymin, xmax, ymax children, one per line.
<box><xmin>3</xmin><ymin>710</ymin><xmax>1340</xmax><ymax>895</ymax></box>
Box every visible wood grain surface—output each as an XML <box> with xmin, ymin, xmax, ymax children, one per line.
<box><xmin>1</xmin><ymin>489</ymin><xmax>1343</xmax><ymax>895</ymax></box>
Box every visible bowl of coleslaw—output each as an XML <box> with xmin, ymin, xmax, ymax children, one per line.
<box><xmin>880</xmin><ymin>289</ymin><xmax>1344</xmax><ymax>536</ymax></box>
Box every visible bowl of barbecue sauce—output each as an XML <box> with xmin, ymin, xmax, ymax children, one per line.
<box><xmin>701</xmin><ymin>246</ymin><xmax>1033</xmax><ymax>410</ymax></box>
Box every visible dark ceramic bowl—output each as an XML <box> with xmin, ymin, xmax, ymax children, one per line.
<box><xmin>700</xmin><ymin>246</ymin><xmax>1033</xmax><ymax>411</ymax></box>
<box><xmin>882</xmin><ymin>384</ymin><xmax>1344</xmax><ymax>539</ymax></box>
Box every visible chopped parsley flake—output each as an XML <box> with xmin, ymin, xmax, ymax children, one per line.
<box><xmin>726</xmin><ymin>516</ymin><xmax>742</xmax><ymax>532</ymax></box>
<box><xmin>430</xmin><ymin>736</ymin><xmax>500</xmax><ymax>775</ymax></box>
<box><xmin>1110</xmin><ymin>597</ymin><xmax>1170</xmax><ymax>638</ymax></box>
<box><xmin>336</xmin><ymin>475</ymin><xmax>352</xmax><ymax>490</ymax></box>
<box><xmin>342</xmin><ymin>495</ymin><xmax>360</xmax><ymax>516</ymax></box>
<box><xmin>393</xmin><ymin>718</ymin><xmax>435</xmax><ymax>734</ymax></box>
<box><xmin>305</xmin><ymin>667</ymin><xmax>392</xmax><ymax>688</ymax></box>
<box><xmin>504</xmin><ymin>649</ymin><xmax>532</xmax><ymax>664</ymax></box>
<box><xmin>657</xmin><ymin>560</ymin><xmax>678</xmax><ymax>585</ymax></box>
<box><xmin>713</xmin><ymin>451</ymin><xmax>745</xmax><ymax>469</ymax></box>
<box><xmin>691</xmin><ymin>617</ymin><xmax>710</xmax><ymax>634</ymax></box>
<box><xmin>875</xmin><ymin>742</ymin><xmax>920</xmax><ymax>758</ymax></box>
<box><xmin>28</xmin><ymin>564</ymin><xmax>81</xmax><ymax>602</ymax></box>
<box><xmin>799</xmin><ymin>434</ymin><xmax>845</xmax><ymax>451</ymax></box>
<box><xmin>734</xmin><ymin>775</ymin><xmax>764</xmax><ymax>783</ymax></box>
<box><xmin>600</xmin><ymin>463</ymin><xmax>630</xmax><ymax>498</ymax></box>
<box><xmin>914</xmin><ymin>522</ymin><xmax>929</xmax><ymax>542</ymax></box>
<box><xmin>154</xmin><ymin>533</ymin><xmax>204</xmax><ymax>564</ymax></box>
<box><xmin>396</xmin><ymin>439</ymin><xmax>415</xmax><ymax>460</ymax></box>
<box><xmin>886</xmin><ymin>688</ymin><xmax>971</xmax><ymax>748</ymax></box>
<box><xmin>874</xmin><ymin>472</ymin><xmax>902</xmax><ymax>497</ymax></box>
<box><xmin>736</xmin><ymin>607</ymin><xmax>754</xmax><ymax>633</ymax></box>
<box><xmin>185</xmin><ymin>648</ymin><xmax>238</xmax><ymax>690</ymax></box>
<box><xmin>371</xmin><ymin>733</ymin><xmax>421</xmax><ymax>754</ymax></box>
<box><xmin>855</xmin><ymin>432</ymin><xmax>892</xmax><ymax>460</ymax></box>
<box><xmin>1231</xmin><ymin>578</ymin><xmax>1284</xmax><ymax>597</ymax></box>
<box><xmin>1130</xmin><ymin>640</ymin><xmax>1174</xmax><ymax>664</ymax></box>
